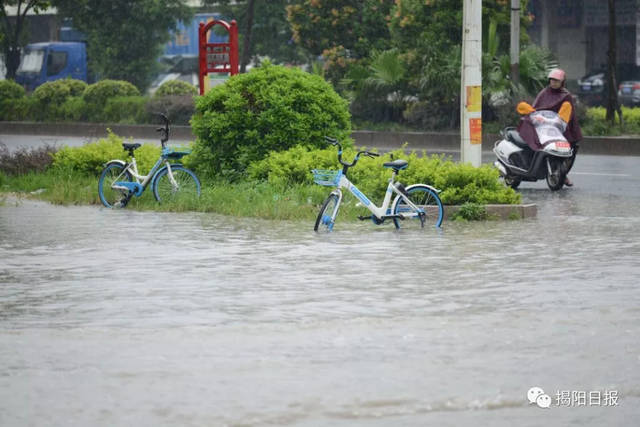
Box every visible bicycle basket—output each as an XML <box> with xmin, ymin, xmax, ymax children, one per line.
<box><xmin>312</xmin><ymin>169</ymin><xmax>341</xmax><ymax>187</ymax></box>
<box><xmin>162</xmin><ymin>146</ymin><xmax>192</xmax><ymax>159</ymax></box>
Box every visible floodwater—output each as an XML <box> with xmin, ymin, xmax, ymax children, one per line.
<box><xmin>1</xmin><ymin>162</ymin><xmax>640</xmax><ymax>426</ymax></box>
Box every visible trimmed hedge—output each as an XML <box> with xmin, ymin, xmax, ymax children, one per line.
<box><xmin>103</xmin><ymin>96</ymin><xmax>149</xmax><ymax>124</ymax></box>
<box><xmin>249</xmin><ymin>146</ymin><xmax>521</xmax><ymax>205</ymax></box>
<box><xmin>145</xmin><ymin>94</ymin><xmax>195</xmax><ymax>126</ymax></box>
<box><xmin>154</xmin><ymin>80</ymin><xmax>197</xmax><ymax>97</ymax></box>
<box><xmin>0</xmin><ymin>79</ymin><xmax>26</xmax><ymax>99</ymax></box>
<box><xmin>190</xmin><ymin>62</ymin><xmax>352</xmax><ymax>178</ymax></box>
<box><xmin>31</xmin><ymin>79</ymin><xmax>88</xmax><ymax>121</ymax></box>
<box><xmin>0</xmin><ymin>80</ymin><xmax>27</xmax><ymax>121</ymax></box>
<box><xmin>83</xmin><ymin>80</ymin><xmax>140</xmax><ymax>122</ymax></box>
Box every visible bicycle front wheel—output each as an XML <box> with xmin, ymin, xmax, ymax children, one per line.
<box><xmin>314</xmin><ymin>193</ymin><xmax>340</xmax><ymax>232</ymax></box>
<box><xmin>392</xmin><ymin>184</ymin><xmax>444</xmax><ymax>230</ymax></box>
<box><xmin>152</xmin><ymin>165</ymin><xmax>201</xmax><ymax>203</ymax></box>
<box><xmin>98</xmin><ymin>162</ymin><xmax>133</xmax><ymax>208</ymax></box>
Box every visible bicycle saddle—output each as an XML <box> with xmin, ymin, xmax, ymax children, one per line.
<box><xmin>122</xmin><ymin>143</ymin><xmax>141</xmax><ymax>151</ymax></box>
<box><xmin>383</xmin><ymin>159</ymin><xmax>408</xmax><ymax>170</ymax></box>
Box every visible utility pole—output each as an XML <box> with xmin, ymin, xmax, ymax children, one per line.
<box><xmin>461</xmin><ymin>0</ymin><xmax>482</xmax><ymax>167</ymax></box>
<box><xmin>510</xmin><ymin>0</ymin><xmax>520</xmax><ymax>85</ymax></box>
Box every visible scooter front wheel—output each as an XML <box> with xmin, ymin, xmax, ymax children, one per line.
<box><xmin>546</xmin><ymin>158</ymin><xmax>566</xmax><ymax>191</ymax></box>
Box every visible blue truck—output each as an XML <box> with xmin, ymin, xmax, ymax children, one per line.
<box><xmin>15</xmin><ymin>41</ymin><xmax>88</xmax><ymax>91</ymax></box>
<box><xmin>14</xmin><ymin>13</ymin><xmax>225</xmax><ymax>92</ymax></box>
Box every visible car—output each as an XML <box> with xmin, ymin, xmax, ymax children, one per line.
<box><xmin>617</xmin><ymin>80</ymin><xmax>640</xmax><ymax>106</ymax></box>
<box><xmin>576</xmin><ymin>71</ymin><xmax>606</xmax><ymax>106</ymax></box>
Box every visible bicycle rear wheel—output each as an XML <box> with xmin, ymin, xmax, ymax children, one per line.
<box><xmin>152</xmin><ymin>165</ymin><xmax>201</xmax><ymax>203</ymax></box>
<box><xmin>98</xmin><ymin>162</ymin><xmax>133</xmax><ymax>208</ymax></box>
<box><xmin>314</xmin><ymin>193</ymin><xmax>340</xmax><ymax>232</ymax></box>
<box><xmin>392</xmin><ymin>184</ymin><xmax>444</xmax><ymax>230</ymax></box>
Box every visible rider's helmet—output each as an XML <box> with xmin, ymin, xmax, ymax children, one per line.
<box><xmin>548</xmin><ymin>68</ymin><xmax>566</xmax><ymax>83</ymax></box>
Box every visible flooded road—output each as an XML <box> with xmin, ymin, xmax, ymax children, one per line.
<box><xmin>2</xmin><ymin>155</ymin><xmax>640</xmax><ymax>426</ymax></box>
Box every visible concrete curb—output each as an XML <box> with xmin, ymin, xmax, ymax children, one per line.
<box><xmin>444</xmin><ymin>203</ymin><xmax>537</xmax><ymax>220</ymax></box>
<box><xmin>2</xmin><ymin>122</ymin><xmax>639</xmax><ymax>156</ymax></box>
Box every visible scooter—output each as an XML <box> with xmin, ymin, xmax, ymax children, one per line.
<box><xmin>493</xmin><ymin>104</ymin><xmax>574</xmax><ymax>191</ymax></box>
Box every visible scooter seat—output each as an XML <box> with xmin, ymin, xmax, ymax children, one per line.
<box><xmin>506</xmin><ymin>130</ymin><xmax>529</xmax><ymax>148</ymax></box>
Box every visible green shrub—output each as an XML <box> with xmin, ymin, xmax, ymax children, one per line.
<box><xmin>1</xmin><ymin>97</ymin><xmax>34</xmax><ymax>121</ymax></box>
<box><xmin>190</xmin><ymin>62</ymin><xmax>352</xmax><ymax>178</ymax></box>
<box><xmin>0</xmin><ymin>80</ymin><xmax>27</xmax><ymax>121</ymax></box>
<box><xmin>582</xmin><ymin>106</ymin><xmax>640</xmax><ymax>136</ymax></box>
<box><xmin>450</xmin><ymin>202</ymin><xmax>489</xmax><ymax>221</ymax></box>
<box><xmin>31</xmin><ymin>79</ymin><xmax>88</xmax><ymax>121</ymax></box>
<box><xmin>0</xmin><ymin>79</ymin><xmax>26</xmax><ymax>100</ymax></box>
<box><xmin>249</xmin><ymin>146</ymin><xmax>521</xmax><ymax>205</ymax></box>
<box><xmin>52</xmin><ymin>131</ymin><xmax>160</xmax><ymax>174</ymax></box>
<box><xmin>59</xmin><ymin>97</ymin><xmax>87</xmax><ymax>122</ymax></box>
<box><xmin>154</xmin><ymin>80</ymin><xmax>197</xmax><ymax>97</ymax></box>
<box><xmin>103</xmin><ymin>96</ymin><xmax>150</xmax><ymax>124</ymax></box>
<box><xmin>145</xmin><ymin>94</ymin><xmax>195</xmax><ymax>126</ymax></box>
<box><xmin>83</xmin><ymin>80</ymin><xmax>140</xmax><ymax>122</ymax></box>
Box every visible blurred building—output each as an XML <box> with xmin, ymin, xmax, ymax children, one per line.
<box><xmin>528</xmin><ymin>0</ymin><xmax>639</xmax><ymax>82</ymax></box>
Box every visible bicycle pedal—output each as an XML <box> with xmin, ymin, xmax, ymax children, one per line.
<box><xmin>357</xmin><ymin>215</ymin><xmax>371</xmax><ymax>221</ymax></box>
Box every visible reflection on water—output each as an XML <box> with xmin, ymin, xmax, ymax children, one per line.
<box><xmin>1</xmin><ymin>188</ymin><xmax>639</xmax><ymax>426</ymax></box>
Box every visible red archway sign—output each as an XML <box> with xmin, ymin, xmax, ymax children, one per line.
<box><xmin>198</xmin><ymin>19</ymin><xmax>239</xmax><ymax>95</ymax></box>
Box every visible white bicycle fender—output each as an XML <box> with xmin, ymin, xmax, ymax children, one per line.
<box><xmin>404</xmin><ymin>183</ymin><xmax>441</xmax><ymax>194</ymax></box>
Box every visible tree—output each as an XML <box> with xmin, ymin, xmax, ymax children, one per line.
<box><xmin>203</xmin><ymin>0</ymin><xmax>302</xmax><ymax>70</ymax></box>
<box><xmin>52</xmin><ymin>0</ymin><xmax>191</xmax><ymax>90</ymax></box>
<box><xmin>0</xmin><ymin>0</ymin><xmax>50</xmax><ymax>79</ymax></box>
<box><xmin>606</xmin><ymin>0</ymin><xmax>622</xmax><ymax>125</ymax></box>
<box><xmin>286</xmin><ymin>0</ymin><xmax>394</xmax><ymax>57</ymax></box>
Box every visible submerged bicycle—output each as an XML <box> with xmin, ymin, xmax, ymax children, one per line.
<box><xmin>313</xmin><ymin>137</ymin><xmax>444</xmax><ymax>232</ymax></box>
<box><xmin>98</xmin><ymin>114</ymin><xmax>201</xmax><ymax>208</ymax></box>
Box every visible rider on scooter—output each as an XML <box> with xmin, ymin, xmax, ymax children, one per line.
<box><xmin>517</xmin><ymin>68</ymin><xmax>582</xmax><ymax>187</ymax></box>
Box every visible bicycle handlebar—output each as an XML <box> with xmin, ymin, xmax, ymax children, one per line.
<box><xmin>156</xmin><ymin>113</ymin><xmax>170</xmax><ymax>146</ymax></box>
<box><xmin>324</xmin><ymin>136</ymin><xmax>380</xmax><ymax>168</ymax></box>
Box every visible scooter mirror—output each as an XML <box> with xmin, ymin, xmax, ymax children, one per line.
<box><xmin>558</xmin><ymin>101</ymin><xmax>572</xmax><ymax>123</ymax></box>
<box><xmin>517</xmin><ymin>102</ymin><xmax>536</xmax><ymax>115</ymax></box>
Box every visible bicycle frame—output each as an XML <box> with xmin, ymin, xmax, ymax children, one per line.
<box><xmin>331</xmin><ymin>170</ymin><xmax>424</xmax><ymax>220</ymax></box>
<box><xmin>112</xmin><ymin>156</ymin><xmax>179</xmax><ymax>195</ymax></box>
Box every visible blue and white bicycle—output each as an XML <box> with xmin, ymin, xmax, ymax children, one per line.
<box><xmin>313</xmin><ymin>137</ymin><xmax>444</xmax><ymax>232</ymax></box>
<box><xmin>98</xmin><ymin>114</ymin><xmax>201</xmax><ymax>208</ymax></box>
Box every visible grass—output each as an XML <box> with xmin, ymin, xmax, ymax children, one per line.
<box><xmin>0</xmin><ymin>169</ymin><xmax>378</xmax><ymax>222</ymax></box>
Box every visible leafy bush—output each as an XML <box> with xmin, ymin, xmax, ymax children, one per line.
<box><xmin>145</xmin><ymin>94</ymin><xmax>195</xmax><ymax>126</ymax></box>
<box><xmin>103</xmin><ymin>96</ymin><xmax>150</xmax><ymax>124</ymax></box>
<box><xmin>83</xmin><ymin>80</ymin><xmax>140</xmax><ymax>122</ymax></box>
<box><xmin>582</xmin><ymin>106</ymin><xmax>640</xmax><ymax>136</ymax></box>
<box><xmin>0</xmin><ymin>80</ymin><xmax>27</xmax><ymax>121</ymax></box>
<box><xmin>249</xmin><ymin>146</ymin><xmax>521</xmax><ymax>205</ymax></box>
<box><xmin>1</xmin><ymin>97</ymin><xmax>33</xmax><ymax>121</ymax></box>
<box><xmin>0</xmin><ymin>142</ymin><xmax>57</xmax><ymax>175</ymax></box>
<box><xmin>190</xmin><ymin>62</ymin><xmax>352</xmax><ymax>178</ymax></box>
<box><xmin>52</xmin><ymin>131</ymin><xmax>160</xmax><ymax>174</ymax></box>
<box><xmin>59</xmin><ymin>97</ymin><xmax>87</xmax><ymax>122</ymax></box>
<box><xmin>154</xmin><ymin>80</ymin><xmax>197</xmax><ymax>97</ymax></box>
<box><xmin>31</xmin><ymin>79</ymin><xmax>88</xmax><ymax>121</ymax></box>
<box><xmin>0</xmin><ymin>79</ymin><xmax>26</xmax><ymax>100</ymax></box>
